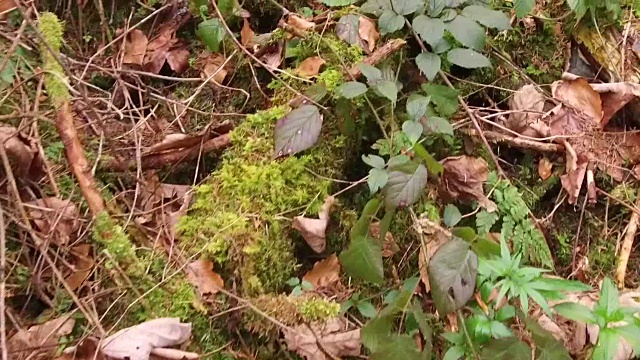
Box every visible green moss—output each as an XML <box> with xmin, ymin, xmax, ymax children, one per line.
<box><xmin>38</xmin><ymin>12</ymin><xmax>69</xmax><ymax>107</ymax></box>
<box><xmin>299</xmin><ymin>297</ymin><xmax>341</xmax><ymax>321</ymax></box>
<box><xmin>245</xmin><ymin>295</ymin><xmax>340</xmax><ymax>334</ymax></box>
<box><xmin>92</xmin><ymin>212</ymin><xmax>143</xmax><ymax>273</ymax></box>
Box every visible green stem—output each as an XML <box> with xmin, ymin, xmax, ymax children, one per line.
<box><xmin>457</xmin><ymin>310</ymin><xmax>479</xmax><ymax>359</ymax></box>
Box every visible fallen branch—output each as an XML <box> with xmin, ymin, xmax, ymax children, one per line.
<box><xmin>460</xmin><ymin>129</ymin><xmax>565</xmax><ymax>153</ymax></box>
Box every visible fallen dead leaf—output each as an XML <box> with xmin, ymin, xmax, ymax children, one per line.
<box><xmin>123</xmin><ymin>29</ymin><xmax>148</xmax><ymax>66</ymax></box>
<box><xmin>416</xmin><ymin>219</ymin><xmax>450</xmax><ymax>292</ymax></box>
<box><xmin>0</xmin><ymin>125</ymin><xmax>40</xmax><ymax>179</ymax></box>
<box><xmin>296</xmin><ymin>56</ymin><xmax>325</xmax><ymax>77</ymax></box>
<box><xmin>439</xmin><ymin>156</ymin><xmax>496</xmax><ymax>211</ymax></box>
<box><xmin>56</xmin><ymin>337</ymin><xmax>106</xmax><ymax>360</ymax></box>
<box><xmin>293</xmin><ymin>196</ymin><xmax>335</xmax><ymax>253</ymax></box>
<box><xmin>65</xmin><ymin>244</ymin><xmax>94</xmax><ymax>291</ymax></box>
<box><xmin>165</xmin><ymin>46</ymin><xmax>190</xmax><ymax>74</ymax></box>
<box><xmin>201</xmin><ymin>54</ymin><xmax>228</xmax><ymax>85</ymax></box>
<box><xmin>590</xmin><ymin>82</ymin><xmax>640</xmax><ymax>127</ymax></box>
<box><xmin>186</xmin><ymin>259</ymin><xmax>224</xmax><ymax>297</ymax></box>
<box><xmin>283</xmin><ymin>318</ymin><xmax>361</xmax><ymax>360</ymax></box>
<box><xmin>241</xmin><ymin>18</ymin><xmax>255</xmax><ymax>46</ymax></box>
<box><xmin>140</xmin><ymin>10</ymin><xmax>191</xmax><ymax>74</ymax></box>
<box><xmin>0</xmin><ymin>0</ymin><xmax>16</xmax><ymax>15</ymax></box>
<box><xmin>369</xmin><ymin>222</ymin><xmax>398</xmax><ymax>258</ymax></box>
<box><xmin>287</xmin><ymin>14</ymin><xmax>315</xmax><ymax>31</ymax></box>
<box><xmin>302</xmin><ymin>254</ymin><xmax>340</xmax><ymax>289</ymax></box>
<box><xmin>26</xmin><ymin>197</ymin><xmax>79</xmax><ymax>246</ymax></box>
<box><xmin>552</xmin><ymin>77</ymin><xmax>602</xmax><ymax>126</ymax></box>
<box><xmin>358</xmin><ymin>16</ymin><xmax>379</xmax><ymax>53</ymax></box>
<box><xmin>102</xmin><ymin>318</ymin><xmax>193</xmax><ymax>360</ymax></box>
<box><xmin>260</xmin><ymin>41</ymin><xmax>284</xmax><ymax>70</ymax></box>
<box><xmin>9</xmin><ymin>313</ymin><xmax>75</xmax><ymax>360</ymax></box>
<box><xmin>506</xmin><ymin>84</ymin><xmax>546</xmax><ymax>137</ymax></box>
<box><xmin>560</xmin><ymin>152</ymin><xmax>588</xmax><ymax>205</ymax></box>
<box><xmin>538</xmin><ymin>157</ymin><xmax>553</xmax><ymax>180</ymax></box>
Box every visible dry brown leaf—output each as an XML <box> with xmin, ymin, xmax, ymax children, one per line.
<box><xmin>9</xmin><ymin>314</ymin><xmax>75</xmax><ymax>360</ymax></box>
<box><xmin>0</xmin><ymin>0</ymin><xmax>16</xmax><ymax>15</ymax></box>
<box><xmin>590</xmin><ymin>82</ymin><xmax>640</xmax><ymax>127</ymax></box>
<box><xmin>202</xmin><ymin>54</ymin><xmax>228</xmax><ymax>85</ymax></box>
<box><xmin>292</xmin><ymin>196</ymin><xmax>335</xmax><ymax>253</ymax></box>
<box><xmin>260</xmin><ymin>41</ymin><xmax>284</xmax><ymax>70</ymax></box>
<box><xmin>186</xmin><ymin>259</ymin><xmax>224</xmax><ymax>297</ymax></box>
<box><xmin>0</xmin><ymin>125</ymin><xmax>39</xmax><ymax>178</ymax></box>
<box><xmin>56</xmin><ymin>337</ymin><xmax>106</xmax><ymax>360</ymax></box>
<box><xmin>296</xmin><ymin>56</ymin><xmax>326</xmax><ymax>77</ymax></box>
<box><xmin>26</xmin><ymin>197</ymin><xmax>79</xmax><ymax>245</ymax></box>
<box><xmin>439</xmin><ymin>156</ymin><xmax>496</xmax><ymax>211</ymax></box>
<box><xmin>538</xmin><ymin>157</ymin><xmax>553</xmax><ymax>180</ymax></box>
<box><xmin>283</xmin><ymin>318</ymin><xmax>361</xmax><ymax>360</ymax></box>
<box><xmin>369</xmin><ymin>222</ymin><xmax>398</xmax><ymax>258</ymax></box>
<box><xmin>506</xmin><ymin>84</ymin><xmax>545</xmax><ymax>137</ymax></box>
<box><xmin>241</xmin><ymin>18</ymin><xmax>255</xmax><ymax>46</ymax></box>
<box><xmin>102</xmin><ymin>318</ymin><xmax>193</xmax><ymax>360</ymax></box>
<box><xmin>302</xmin><ymin>254</ymin><xmax>340</xmax><ymax>288</ymax></box>
<box><xmin>65</xmin><ymin>244</ymin><xmax>94</xmax><ymax>291</ymax></box>
<box><xmin>287</xmin><ymin>14</ymin><xmax>315</xmax><ymax>31</ymax></box>
<box><xmin>560</xmin><ymin>153</ymin><xmax>588</xmax><ymax>205</ymax></box>
<box><xmin>358</xmin><ymin>16</ymin><xmax>379</xmax><ymax>53</ymax></box>
<box><xmin>166</xmin><ymin>46</ymin><xmax>190</xmax><ymax>74</ymax></box>
<box><xmin>123</xmin><ymin>29</ymin><xmax>148</xmax><ymax>66</ymax></box>
<box><xmin>141</xmin><ymin>12</ymin><xmax>191</xmax><ymax>74</ymax></box>
<box><xmin>417</xmin><ymin>222</ymin><xmax>449</xmax><ymax>292</ymax></box>
<box><xmin>552</xmin><ymin>78</ymin><xmax>603</xmax><ymax>126</ymax></box>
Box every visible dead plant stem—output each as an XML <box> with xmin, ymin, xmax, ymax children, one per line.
<box><xmin>0</xmin><ymin>203</ymin><xmax>7</xmax><ymax>360</ymax></box>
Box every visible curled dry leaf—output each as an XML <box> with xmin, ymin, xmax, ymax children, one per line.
<box><xmin>240</xmin><ymin>18</ymin><xmax>255</xmax><ymax>46</ymax></box>
<box><xmin>283</xmin><ymin>317</ymin><xmax>361</xmax><ymax>360</ymax></box>
<box><xmin>506</xmin><ymin>84</ymin><xmax>546</xmax><ymax>137</ymax></box>
<box><xmin>201</xmin><ymin>54</ymin><xmax>229</xmax><ymax>85</ymax></box>
<box><xmin>102</xmin><ymin>318</ymin><xmax>192</xmax><ymax>360</ymax></box>
<box><xmin>26</xmin><ymin>197</ymin><xmax>79</xmax><ymax>245</ymax></box>
<box><xmin>122</xmin><ymin>29</ymin><xmax>148</xmax><ymax>66</ymax></box>
<box><xmin>141</xmin><ymin>11</ymin><xmax>191</xmax><ymax>74</ymax></box>
<box><xmin>287</xmin><ymin>14</ymin><xmax>315</xmax><ymax>31</ymax></box>
<box><xmin>0</xmin><ymin>125</ymin><xmax>41</xmax><ymax>179</ymax></box>
<box><xmin>551</xmin><ymin>78</ymin><xmax>602</xmax><ymax>126</ymax></box>
<box><xmin>358</xmin><ymin>16</ymin><xmax>379</xmax><ymax>53</ymax></box>
<box><xmin>560</xmin><ymin>152</ymin><xmax>588</xmax><ymax>205</ymax></box>
<box><xmin>260</xmin><ymin>41</ymin><xmax>284</xmax><ymax>70</ymax></box>
<box><xmin>439</xmin><ymin>155</ymin><xmax>496</xmax><ymax>211</ymax></box>
<box><xmin>417</xmin><ymin>221</ymin><xmax>450</xmax><ymax>292</ymax></box>
<box><xmin>369</xmin><ymin>222</ymin><xmax>399</xmax><ymax>258</ymax></box>
<box><xmin>538</xmin><ymin>157</ymin><xmax>553</xmax><ymax>180</ymax></box>
<box><xmin>186</xmin><ymin>259</ymin><xmax>224</xmax><ymax>297</ymax></box>
<box><xmin>302</xmin><ymin>253</ymin><xmax>340</xmax><ymax>289</ymax></box>
<box><xmin>296</xmin><ymin>56</ymin><xmax>326</xmax><ymax>77</ymax></box>
<box><xmin>65</xmin><ymin>244</ymin><xmax>95</xmax><ymax>291</ymax></box>
<box><xmin>293</xmin><ymin>196</ymin><xmax>335</xmax><ymax>253</ymax></box>
<box><xmin>8</xmin><ymin>313</ymin><xmax>75</xmax><ymax>360</ymax></box>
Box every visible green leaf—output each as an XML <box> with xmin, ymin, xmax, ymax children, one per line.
<box><xmin>461</xmin><ymin>5</ymin><xmax>511</xmax><ymax>30</ymax></box>
<box><xmin>428</xmin><ymin>0</ymin><xmax>445</xmax><ymax>17</ymax></box>
<box><xmin>322</xmin><ymin>0</ymin><xmax>358</xmax><ymax>6</ymax></box>
<box><xmin>350</xmin><ymin>198</ymin><xmax>381</xmax><ymax>240</ymax></box>
<box><xmin>423</xmin><ymin>116</ymin><xmax>454</xmax><ymax>135</ymax></box>
<box><xmin>432</xmin><ymin>38</ymin><xmax>451</xmax><ymax>54</ymax></box>
<box><xmin>403</xmin><ymin>120</ymin><xmax>423</xmax><ymax>145</ymax></box>
<box><xmin>391</xmin><ymin>0</ymin><xmax>423</xmax><ymax>15</ymax></box>
<box><xmin>490</xmin><ymin>321</ymin><xmax>513</xmax><ymax>338</ymax></box>
<box><xmin>374</xmin><ymin>80</ymin><xmax>399</xmax><ymax>103</ymax></box>
<box><xmin>362</xmin><ymin>315</ymin><xmax>393</xmax><ymax>352</ymax></box>
<box><xmin>446</xmin><ymin>16</ymin><xmax>486</xmax><ymax>50</ymax></box>
<box><xmin>442</xmin><ymin>346</ymin><xmax>465</xmax><ymax>360</ymax></box>
<box><xmin>383</xmin><ymin>161</ymin><xmax>428</xmax><ymax>208</ymax></box>
<box><xmin>413</xmin><ymin>143</ymin><xmax>444</xmax><ymax>175</ymax></box>
<box><xmin>443</xmin><ymin>204</ymin><xmax>462</xmax><ymax>227</ymax></box>
<box><xmin>596</xmin><ymin>277</ymin><xmax>620</xmax><ymax>320</ymax></box>
<box><xmin>567</xmin><ymin>0</ymin><xmax>588</xmax><ymax>20</ymax></box>
<box><xmin>422</xmin><ymin>83</ymin><xmax>459</xmax><ymax>117</ymax></box>
<box><xmin>447</xmin><ymin>48</ymin><xmax>492</xmax><ymax>69</ymax></box>
<box><xmin>592</xmin><ymin>328</ymin><xmax>620</xmax><ymax>360</ymax></box>
<box><xmin>371</xmin><ymin>334</ymin><xmax>422</xmax><ymax>360</ymax></box>
<box><xmin>361</xmin><ymin>0</ymin><xmax>393</xmax><ymax>15</ymax></box>
<box><xmin>358</xmin><ymin>301</ymin><xmax>379</xmax><ymax>318</ymax></box>
<box><xmin>412</xmin><ymin>15</ymin><xmax>445</xmax><ymax>47</ymax></box>
<box><xmin>217</xmin><ymin>0</ymin><xmax>238</xmax><ymax>19</ymax></box>
<box><xmin>514</xmin><ymin>0</ymin><xmax>535</xmax><ymax>18</ymax></box>
<box><xmin>359</xmin><ymin>63</ymin><xmax>383</xmax><ymax>82</ymax></box>
<box><xmin>380</xmin><ymin>277</ymin><xmax>420</xmax><ymax>316</ymax></box>
<box><xmin>340</xmin><ymin>299</ymin><xmax>355</xmax><ymax>313</ymax></box>
<box><xmin>440</xmin><ymin>9</ymin><xmax>457</xmax><ymax>22</ymax></box>
<box><xmin>368</xmin><ymin>169</ymin><xmax>388</xmax><ymax>193</ymax></box>
<box><xmin>495</xmin><ymin>305</ymin><xmax>516</xmax><ymax>321</ymax></box>
<box><xmin>415</xmin><ymin>52</ymin><xmax>441</xmax><ymax>81</ymax></box>
<box><xmin>406</xmin><ymin>94</ymin><xmax>431</xmax><ymax>121</ymax></box>
<box><xmin>615</xmin><ymin>325</ymin><xmax>640</xmax><ymax>354</ymax></box>
<box><xmin>410</xmin><ymin>302</ymin><xmax>433</xmax><ymax>358</ymax></box>
<box><xmin>553</xmin><ymin>302</ymin><xmax>597</xmax><ymax>324</ymax></box>
<box><xmin>480</xmin><ymin>338</ymin><xmax>531</xmax><ymax>359</ymax></box>
<box><xmin>379</xmin><ymin>10</ymin><xmax>406</xmax><ymax>34</ymax></box>
<box><xmin>274</xmin><ymin>105</ymin><xmax>323</xmax><ymax>157</ymax></box>
<box><xmin>0</xmin><ymin>57</ymin><xmax>16</xmax><ymax>84</ymax></box>
<box><xmin>286</xmin><ymin>277</ymin><xmax>300</xmax><ymax>286</ymax></box>
<box><xmin>429</xmin><ymin>238</ymin><xmax>478</xmax><ymax>315</ymax></box>
<box><xmin>336</xmin><ymin>81</ymin><xmax>368</xmax><ymax>98</ymax></box>
<box><xmin>363</xmin><ymin>154</ymin><xmax>386</xmax><ymax>169</ymax></box>
<box><xmin>476</xmin><ymin>210</ymin><xmax>498</xmax><ymax>234</ymax></box>
<box><xmin>340</xmin><ymin>235</ymin><xmax>384</xmax><ymax>284</ymax></box>
<box><xmin>197</xmin><ymin>18</ymin><xmax>226</xmax><ymax>52</ymax></box>
<box><xmin>524</xmin><ymin>316</ymin><xmax>571</xmax><ymax>360</ymax></box>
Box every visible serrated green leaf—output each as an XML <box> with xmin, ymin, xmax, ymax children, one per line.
<box><xmin>422</xmin><ymin>83</ymin><xmax>459</xmax><ymax>117</ymax></box>
<box><xmin>415</xmin><ymin>52</ymin><xmax>441</xmax><ymax>81</ymax></box>
<box><xmin>476</xmin><ymin>210</ymin><xmax>498</xmax><ymax>234</ymax></box>
<box><xmin>358</xmin><ymin>301</ymin><xmax>379</xmax><ymax>318</ymax></box>
<box><xmin>596</xmin><ymin>277</ymin><xmax>620</xmax><ymax>320</ymax></box>
<box><xmin>447</xmin><ymin>48</ymin><xmax>492</xmax><ymax>69</ymax></box>
<box><xmin>362</xmin><ymin>315</ymin><xmax>393</xmax><ymax>352</ymax></box>
<box><xmin>413</xmin><ymin>15</ymin><xmax>445</xmax><ymax>48</ymax></box>
<box><xmin>514</xmin><ymin>0</ymin><xmax>534</xmax><ymax>18</ymax></box>
<box><xmin>336</xmin><ymin>81</ymin><xmax>368</xmax><ymax>98</ymax></box>
<box><xmin>383</xmin><ymin>161</ymin><xmax>428</xmax><ymax>208</ymax></box>
<box><xmin>403</xmin><ymin>120</ymin><xmax>423</xmax><ymax>145</ymax></box>
<box><xmin>443</xmin><ymin>205</ymin><xmax>462</xmax><ymax>227</ymax></box>
<box><xmin>363</xmin><ymin>154</ymin><xmax>386</xmax><ymax>168</ymax></box>
<box><xmin>375</xmin><ymin>80</ymin><xmax>398</xmax><ymax>103</ymax></box>
<box><xmin>423</xmin><ymin>116</ymin><xmax>454</xmax><ymax>135</ymax></box>
<box><xmin>197</xmin><ymin>18</ymin><xmax>226</xmax><ymax>52</ymax></box>
<box><xmin>274</xmin><ymin>105</ymin><xmax>323</xmax><ymax>157</ymax></box>
<box><xmin>391</xmin><ymin>0</ymin><xmax>423</xmax><ymax>15</ymax></box>
<box><xmin>406</xmin><ymin>94</ymin><xmax>431</xmax><ymax>121</ymax></box>
<box><xmin>379</xmin><ymin>10</ymin><xmax>405</xmax><ymax>34</ymax></box>
<box><xmin>322</xmin><ymin>0</ymin><xmax>358</xmax><ymax>6</ymax></box>
<box><xmin>340</xmin><ymin>235</ymin><xmax>384</xmax><ymax>284</ymax></box>
<box><xmin>446</xmin><ymin>16</ymin><xmax>486</xmax><ymax>50</ymax></box>
<box><xmin>371</xmin><ymin>334</ymin><xmax>422</xmax><ymax>360</ymax></box>
<box><xmin>592</xmin><ymin>328</ymin><xmax>620</xmax><ymax>360</ymax></box>
<box><xmin>429</xmin><ymin>239</ymin><xmax>478</xmax><ymax>315</ymax></box>
<box><xmin>359</xmin><ymin>63</ymin><xmax>383</xmax><ymax>82</ymax></box>
<box><xmin>368</xmin><ymin>168</ymin><xmax>389</xmax><ymax>193</ymax></box>
<box><xmin>554</xmin><ymin>302</ymin><xmax>597</xmax><ymax>324</ymax></box>
<box><xmin>440</xmin><ymin>8</ymin><xmax>457</xmax><ymax>22</ymax></box>
<box><xmin>480</xmin><ymin>338</ymin><xmax>531</xmax><ymax>359</ymax></box>
<box><xmin>461</xmin><ymin>5</ymin><xmax>511</xmax><ymax>30</ymax></box>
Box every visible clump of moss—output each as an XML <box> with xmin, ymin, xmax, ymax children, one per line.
<box><xmin>38</xmin><ymin>12</ymin><xmax>69</xmax><ymax>106</ymax></box>
<box><xmin>93</xmin><ymin>212</ymin><xmax>143</xmax><ymax>273</ymax></box>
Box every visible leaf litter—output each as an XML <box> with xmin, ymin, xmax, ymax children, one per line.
<box><xmin>283</xmin><ymin>317</ymin><xmax>361</xmax><ymax>360</ymax></box>
<box><xmin>293</xmin><ymin>196</ymin><xmax>335</xmax><ymax>253</ymax></box>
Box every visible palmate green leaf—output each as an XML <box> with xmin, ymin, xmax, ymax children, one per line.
<box><xmin>402</xmin><ymin>120</ymin><xmax>423</xmax><ymax>145</ymax></box>
<box><xmin>368</xmin><ymin>168</ymin><xmax>389</xmax><ymax>193</ymax></box>
<box><xmin>371</xmin><ymin>334</ymin><xmax>422</xmax><ymax>360</ymax></box>
<box><xmin>382</xmin><ymin>160</ymin><xmax>428</xmax><ymax>208</ymax></box>
<box><xmin>336</xmin><ymin>81</ymin><xmax>368</xmax><ymax>98</ymax></box>
<box><xmin>443</xmin><ymin>204</ymin><xmax>462</xmax><ymax>227</ymax></box>
<box><xmin>592</xmin><ymin>328</ymin><xmax>620</xmax><ymax>360</ymax></box>
<box><xmin>553</xmin><ymin>302</ymin><xmax>597</xmax><ymax>324</ymax></box>
<box><xmin>274</xmin><ymin>105</ymin><xmax>322</xmax><ymax>157</ymax></box>
<box><xmin>412</xmin><ymin>15</ymin><xmax>445</xmax><ymax>47</ymax></box>
<box><xmin>391</xmin><ymin>0</ymin><xmax>423</xmax><ymax>15</ymax></box>
<box><xmin>461</xmin><ymin>5</ymin><xmax>511</xmax><ymax>30</ymax></box>
<box><xmin>423</xmin><ymin>116</ymin><xmax>454</xmax><ymax>135</ymax></box>
<box><xmin>322</xmin><ymin>0</ymin><xmax>358</xmax><ymax>6</ymax></box>
<box><xmin>480</xmin><ymin>338</ymin><xmax>531</xmax><ymax>359</ymax></box>
<box><xmin>379</xmin><ymin>10</ymin><xmax>405</xmax><ymax>34</ymax></box>
<box><xmin>422</xmin><ymin>83</ymin><xmax>459</xmax><ymax>117</ymax></box>
<box><xmin>428</xmin><ymin>238</ymin><xmax>478</xmax><ymax>315</ymax></box>
<box><xmin>406</xmin><ymin>94</ymin><xmax>431</xmax><ymax>121</ymax></box>
<box><xmin>340</xmin><ymin>235</ymin><xmax>384</xmax><ymax>284</ymax></box>
<box><xmin>197</xmin><ymin>18</ymin><xmax>226</xmax><ymax>52</ymax></box>
<box><xmin>415</xmin><ymin>52</ymin><xmax>441</xmax><ymax>81</ymax></box>
<box><xmin>514</xmin><ymin>0</ymin><xmax>534</xmax><ymax>18</ymax></box>
<box><xmin>446</xmin><ymin>16</ymin><xmax>486</xmax><ymax>51</ymax></box>
<box><xmin>447</xmin><ymin>48</ymin><xmax>492</xmax><ymax>69</ymax></box>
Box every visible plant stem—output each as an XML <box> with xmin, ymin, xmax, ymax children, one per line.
<box><xmin>457</xmin><ymin>310</ymin><xmax>479</xmax><ymax>359</ymax></box>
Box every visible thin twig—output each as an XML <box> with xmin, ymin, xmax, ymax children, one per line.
<box><xmin>0</xmin><ymin>202</ymin><xmax>7</xmax><ymax>360</ymax></box>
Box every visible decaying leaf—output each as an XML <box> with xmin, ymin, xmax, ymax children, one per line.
<box><xmin>358</xmin><ymin>16</ymin><xmax>379</xmax><ymax>53</ymax></box>
<box><xmin>287</xmin><ymin>14</ymin><xmax>315</xmax><ymax>31</ymax></box>
<box><xmin>186</xmin><ymin>259</ymin><xmax>224</xmax><ymax>297</ymax></box>
<box><xmin>283</xmin><ymin>318</ymin><xmax>361</xmax><ymax>360</ymax></box>
<box><xmin>538</xmin><ymin>157</ymin><xmax>553</xmax><ymax>180</ymax></box>
<box><xmin>560</xmin><ymin>152</ymin><xmax>588</xmax><ymax>205</ymax></box>
<box><xmin>259</xmin><ymin>41</ymin><xmax>284</xmax><ymax>70</ymax></box>
<box><xmin>296</xmin><ymin>56</ymin><xmax>326</xmax><ymax>77</ymax></box>
<box><xmin>240</xmin><ymin>18</ymin><xmax>255</xmax><ymax>46</ymax></box>
<box><xmin>552</xmin><ymin>78</ymin><xmax>602</xmax><ymax>126</ymax></box>
<box><xmin>201</xmin><ymin>54</ymin><xmax>228</xmax><ymax>85</ymax></box>
<box><xmin>26</xmin><ymin>197</ymin><xmax>79</xmax><ymax>245</ymax></box>
<box><xmin>506</xmin><ymin>84</ymin><xmax>546</xmax><ymax>137</ymax></box>
<box><xmin>122</xmin><ymin>29</ymin><xmax>148</xmax><ymax>66</ymax></box>
<box><xmin>65</xmin><ymin>244</ymin><xmax>94</xmax><ymax>291</ymax></box>
<box><xmin>0</xmin><ymin>0</ymin><xmax>17</xmax><ymax>15</ymax></box>
<box><xmin>102</xmin><ymin>318</ymin><xmax>193</xmax><ymax>360</ymax></box>
<box><xmin>302</xmin><ymin>253</ymin><xmax>340</xmax><ymax>288</ymax></box>
<box><xmin>417</xmin><ymin>219</ymin><xmax>450</xmax><ymax>292</ymax></box>
<box><xmin>8</xmin><ymin>313</ymin><xmax>75</xmax><ymax>360</ymax></box>
<box><xmin>0</xmin><ymin>125</ymin><xmax>42</xmax><ymax>179</ymax></box>
<box><xmin>139</xmin><ymin>11</ymin><xmax>191</xmax><ymax>74</ymax></box>
<box><xmin>56</xmin><ymin>337</ymin><xmax>106</xmax><ymax>360</ymax></box>
<box><xmin>439</xmin><ymin>156</ymin><xmax>496</xmax><ymax>211</ymax></box>
<box><xmin>293</xmin><ymin>196</ymin><xmax>335</xmax><ymax>253</ymax></box>
<box><xmin>369</xmin><ymin>222</ymin><xmax>398</xmax><ymax>257</ymax></box>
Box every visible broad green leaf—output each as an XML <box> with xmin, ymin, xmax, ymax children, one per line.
<box><xmin>274</xmin><ymin>105</ymin><xmax>323</xmax><ymax>157</ymax></box>
<box><xmin>350</xmin><ymin>198</ymin><xmax>381</xmax><ymax>240</ymax></box>
<box><xmin>615</xmin><ymin>325</ymin><xmax>640</xmax><ymax>354</ymax></box>
<box><xmin>422</xmin><ymin>83</ymin><xmax>459</xmax><ymax>117</ymax></box>
<box><xmin>286</xmin><ymin>277</ymin><xmax>300</xmax><ymax>286</ymax></box>
<box><xmin>358</xmin><ymin>301</ymin><xmax>379</xmax><ymax>318</ymax></box>
<box><xmin>443</xmin><ymin>204</ymin><xmax>462</xmax><ymax>227</ymax></box>
<box><xmin>524</xmin><ymin>316</ymin><xmax>571</xmax><ymax>360</ymax></box>
<box><xmin>383</xmin><ymin>161</ymin><xmax>428</xmax><ymax>208</ymax></box>
<box><xmin>403</xmin><ymin>121</ymin><xmax>423</xmax><ymax>145</ymax></box>
<box><xmin>553</xmin><ymin>302</ymin><xmax>597</xmax><ymax>324</ymax></box>
<box><xmin>415</xmin><ymin>52</ymin><xmax>441</xmax><ymax>81</ymax></box>
<box><xmin>361</xmin><ymin>0</ymin><xmax>393</xmax><ymax>16</ymax></box>
<box><xmin>476</xmin><ymin>210</ymin><xmax>498</xmax><ymax>234</ymax></box>
<box><xmin>197</xmin><ymin>18</ymin><xmax>226</xmax><ymax>52</ymax></box>
<box><xmin>461</xmin><ymin>5</ymin><xmax>511</xmax><ymax>30</ymax></box>
<box><xmin>378</xmin><ymin>209</ymin><xmax>395</xmax><ymax>243</ymax></box>
<box><xmin>340</xmin><ymin>299</ymin><xmax>355</xmax><ymax>313</ymax></box>
<box><xmin>514</xmin><ymin>0</ymin><xmax>535</xmax><ymax>18</ymax></box>
<box><xmin>217</xmin><ymin>0</ymin><xmax>238</xmax><ymax>19</ymax></box>
<box><xmin>567</xmin><ymin>0</ymin><xmax>588</xmax><ymax>20</ymax></box>
<box><xmin>413</xmin><ymin>143</ymin><xmax>443</xmax><ymax>175</ymax></box>
<box><xmin>490</xmin><ymin>320</ymin><xmax>513</xmax><ymax>338</ymax></box>
<box><xmin>340</xmin><ymin>235</ymin><xmax>384</xmax><ymax>284</ymax></box>
<box><xmin>0</xmin><ymin>57</ymin><xmax>16</xmax><ymax>84</ymax></box>
<box><xmin>412</xmin><ymin>15</ymin><xmax>445</xmax><ymax>47</ymax></box>
<box><xmin>371</xmin><ymin>334</ymin><xmax>422</xmax><ymax>360</ymax></box>
<box><xmin>428</xmin><ymin>0</ymin><xmax>445</xmax><ymax>17</ymax></box>
<box><xmin>391</xmin><ymin>0</ymin><xmax>423</xmax><ymax>15</ymax></box>
<box><xmin>432</xmin><ymin>38</ymin><xmax>451</xmax><ymax>54</ymax></box>
<box><xmin>323</xmin><ymin>0</ymin><xmax>358</xmax><ymax>6</ymax></box>
<box><xmin>336</xmin><ymin>81</ymin><xmax>368</xmax><ymax>98</ymax></box>
<box><xmin>440</xmin><ymin>8</ymin><xmax>457</xmax><ymax>22</ymax></box>
<box><xmin>362</xmin><ymin>315</ymin><xmax>393</xmax><ymax>352</ymax></box>
<box><xmin>410</xmin><ymin>302</ymin><xmax>433</xmax><ymax>358</ymax></box>
<box><xmin>363</xmin><ymin>154</ymin><xmax>386</xmax><ymax>169</ymax></box>
<box><xmin>423</xmin><ymin>116</ymin><xmax>454</xmax><ymax>135</ymax></box>
<box><xmin>592</xmin><ymin>328</ymin><xmax>620</xmax><ymax>360</ymax></box>
<box><xmin>406</xmin><ymin>94</ymin><xmax>431</xmax><ymax>121</ymax></box>
<box><xmin>596</xmin><ymin>277</ymin><xmax>620</xmax><ymax>320</ymax></box>
<box><xmin>368</xmin><ymin>168</ymin><xmax>389</xmax><ymax>193</ymax></box>
<box><xmin>429</xmin><ymin>239</ymin><xmax>478</xmax><ymax>315</ymax></box>
<box><xmin>374</xmin><ymin>80</ymin><xmax>398</xmax><ymax>103</ymax></box>
<box><xmin>379</xmin><ymin>10</ymin><xmax>405</xmax><ymax>34</ymax></box>
<box><xmin>480</xmin><ymin>338</ymin><xmax>531</xmax><ymax>359</ymax></box>
<box><xmin>380</xmin><ymin>277</ymin><xmax>420</xmax><ymax>316</ymax></box>
<box><xmin>359</xmin><ymin>63</ymin><xmax>383</xmax><ymax>82</ymax></box>
<box><xmin>528</xmin><ymin>277</ymin><xmax>591</xmax><ymax>292</ymax></box>
<box><xmin>495</xmin><ymin>305</ymin><xmax>516</xmax><ymax>321</ymax></box>
<box><xmin>446</xmin><ymin>16</ymin><xmax>486</xmax><ymax>51</ymax></box>
<box><xmin>447</xmin><ymin>48</ymin><xmax>491</xmax><ymax>69</ymax></box>
<box><xmin>442</xmin><ymin>346</ymin><xmax>465</xmax><ymax>360</ymax></box>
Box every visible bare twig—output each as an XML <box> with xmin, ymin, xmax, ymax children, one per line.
<box><xmin>0</xmin><ymin>202</ymin><xmax>7</xmax><ymax>360</ymax></box>
<box><xmin>616</xmin><ymin>195</ymin><xmax>640</xmax><ymax>288</ymax></box>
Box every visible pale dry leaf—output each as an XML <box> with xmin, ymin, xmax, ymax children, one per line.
<box><xmin>186</xmin><ymin>259</ymin><xmax>224</xmax><ymax>297</ymax></box>
<box><xmin>560</xmin><ymin>153</ymin><xmax>588</xmax><ymax>205</ymax></box>
<box><xmin>26</xmin><ymin>197</ymin><xmax>79</xmax><ymax>245</ymax></box>
<box><xmin>439</xmin><ymin>156</ymin><xmax>496</xmax><ymax>211</ymax></box>
<box><xmin>202</xmin><ymin>55</ymin><xmax>228</xmax><ymax>85</ymax></box>
<box><xmin>590</xmin><ymin>82</ymin><xmax>640</xmax><ymax>127</ymax></box>
<box><xmin>538</xmin><ymin>157</ymin><xmax>553</xmax><ymax>180</ymax></box>
<box><xmin>358</xmin><ymin>16</ymin><xmax>379</xmax><ymax>53</ymax></box>
<box><xmin>9</xmin><ymin>313</ymin><xmax>75</xmax><ymax>359</ymax></box>
<box><xmin>418</xmin><ymin>228</ymin><xmax>449</xmax><ymax>292</ymax></box>
<box><xmin>260</xmin><ymin>41</ymin><xmax>284</xmax><ymax>70</ymax></box>
<box><xmin>506</xmin><ymin>84</ymin><xmax>545</xmax><ymax>136</ymax></box>
<box><xmin>552</xmin><ymin>78</ymin><xmax>603</xmax><ymax>126</ymax></box>
<box><xmin>241</xmin><ymin>18</ymin><xmax>255</xmax><ymax>46</ymax></box>
<box><xmin>283</xmin><ymin>318</ymin><xmax>361</xmax><ymax>360</ymax></box>
<box><xmin>102</xmin><ymin>318</ymin><xmax>192</xmax><ymax>360</ymax></box>
<box><xmin>122</xmin><ymin>29</ymin><xmax>148</xmax><ymax>66</ymax></box>
<box><xmin>369</xmin><ymin>222</ymin><xmax>398</xmax><ymax>257</ymax></box>
<box><xmin>287</xmin><ymin>14</ymin><xmax>315</xmax><ymax>31</ymax></box>
<box><xmin>296</xmin><ymin>56</ymin><xmax>326</xmax><ymax>77</ymax></box>
<box><xmin>166</xmin><ymin>46</ymin><xmax>190</xmax><ymax>74</ymax></box>
<box><xmin>150</xmin><ymin>348</ymin><xmax>199</xmax><ymax>359</ymax></box>
<box><xmin>302</xmin><ymin>253</ymin><xmax>340</xmax><ymax>288</ymax></box>
<box><xmin>65</xmin><ymin>244</ymin><xmax>94</xmax><ymax>291</ymax></box>
<box><xmin>292</xmin><ymin>196</ymin><xmax>335</xmax><ymax>253</ymax></box>
<box><xmin>0</xmin><ymin>125</ymin><xmax>37</xmax><ymax>178</ymax></box>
